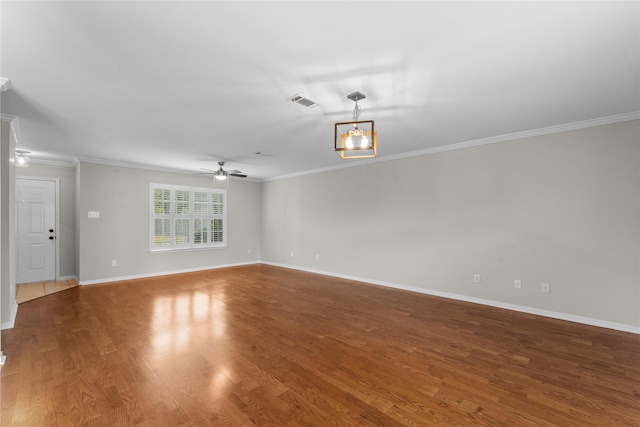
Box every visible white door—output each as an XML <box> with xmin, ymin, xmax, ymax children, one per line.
<box><xmin>16</xmin><ymin>179</ymin><xmax>56</xmax><ymax>283</ymax></box>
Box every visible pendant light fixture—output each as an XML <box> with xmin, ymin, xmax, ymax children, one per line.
<box><xmin>334</xmin><ymin>91</ymin><xmax>377</xmax><ymax>159</ymax></box>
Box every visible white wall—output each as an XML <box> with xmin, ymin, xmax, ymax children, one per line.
<box><xmin>17</xmin><ymin>163</ymin><xmax>77</xmax><ymax>279</ymax></box>
<box><xmin>76</xmin><ymin>162</ymin><xmax>261</xmax><ymax>283</ymax></box>
<box><xmin>261</xmin><ymin>120</ymin><xmax>640</xmax><ymax>330</ymax></box>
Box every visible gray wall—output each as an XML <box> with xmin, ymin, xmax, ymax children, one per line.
<box><xmin>16</xmin><ymin>164</ymin><xmax>77</xmax><ymax>279</ymax></box>
<box><xmin>76</xmin><ymin>162</ymin><xmax>261</xmax><ymax>283</ymax></box>
<box><xmin>1</xmin><ymin>121</ymin><xmax>17</xmax><ymax>327</ymax></box>
<box><xmin>261</xmin><ymin>120</ymin><xmax>640</xmax><ymax>329</ymax></box>
<box><xmin>6</xmin><ymin>120</ymin><xmax>639</xmax><ymax>332</ymax></box>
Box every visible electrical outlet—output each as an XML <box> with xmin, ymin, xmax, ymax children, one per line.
<box><xmin>474</xmin><ymin>274</ymin><xmax>481</xmax><ymax>283</ymax></box>
<box><xmin>541</xmin><ymin>282</ymin><xmax>550</xmax><ymax>294</ymax></box>
<box><xmin>290</xmin><ymin>251</ymin><xmax>294</xmax><ymax>258</ymax></box>
<box><xmin>248</xmin><ymin>248</ymin><xmax>252</xmax><ymax>255</ymax></box>
<box><xmin>111</xmin><ymin>260</ymin><xmax>117</xmax><ymax>267</ymax></box>
<box><xmin>315</xmin><ymin>254</ymin><xmax>320</xmax><ymax>261</ymax></box>
<box><xmin>514</xmin><ymin>279</ymin><xmax>522</xmax><ymax>289</ymax></box>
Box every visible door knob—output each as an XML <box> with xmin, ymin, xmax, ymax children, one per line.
<box><xmin>49</xmin><ymin>229</ymin><xmax>54</xmax><ymax>233</ymax></box>
<box><xmin>49</xmin><ymin>236</ymin><xmax>54</xmax><ymax>240</ymax></box>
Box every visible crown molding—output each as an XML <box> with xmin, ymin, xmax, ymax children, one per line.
<box><xmin>266</xmin><ymin>111</ymin><xmax>640</xmax><ymax>182</ymax></box>
<box><xmin>0</xmin><ymin>114</ymin><xmax>21</xmax><ymax>143</ymax></box>
<box><xmin>7</xmin><ymin>111</ymin><xmax>639</xmax><ymax>182</ymax></box>
<box><xmin>29</xmin><ymin>158</ymin><xmax>76</xmax><ymax>168</ymax></box>
<box><xmin>76</xmin><ymin>157</ymin><xmax>194</xmax><ymax>174</ymax></box>
<box><xmin>0</xmin><ymin>77</ymin><xmax>11</xmax><ymax>92</ymax></box>
<box><xmin>0</xmin><ymin>113</ymin><xmax>17</xmax><ymax>123</ymax></box>
<box><xmin>75</xmin><ymin>157</ymin><xmax>261</xmax><ymax>182</ymax></box>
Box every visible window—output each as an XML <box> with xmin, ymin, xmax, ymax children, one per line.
<box><xmin>150</xmin><ymin>184</ymin><xmax>227</xmax><ymax>251</ymax></box>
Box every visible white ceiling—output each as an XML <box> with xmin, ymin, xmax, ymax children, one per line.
<box><xmin>1</xmin><ymin>1</ymin><xmax>638</xmax><ymax>180</ymax></box>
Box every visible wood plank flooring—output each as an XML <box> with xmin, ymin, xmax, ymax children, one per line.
<box><xmin>1</xmin><ymin>264</ymin><xmax>639</xmax><ymax>426</ymax></box>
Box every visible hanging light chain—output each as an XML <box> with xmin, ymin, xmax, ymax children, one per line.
<box><xmin>352</xmin><ymin>101</ymin><xmax>361</xmax><ymax>121</ymax></box>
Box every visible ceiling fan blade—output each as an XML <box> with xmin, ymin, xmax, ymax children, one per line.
<box><xmin>197</xmin><ymin>165</ymin><xmax>245</xmax><ymax>178</ymax></box>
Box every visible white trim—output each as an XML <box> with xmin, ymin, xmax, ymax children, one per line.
<box><xmin>0</xmin><ymin>301</ymin><xmax>18</xmax><ymax>330</ymax></box>
<box><xmin>77</xmin><ymin>157</ymin><xmax>261</xmax><ymax>182</ymax></box>
<box><xmin>49</xmin><ymin>112</ymin><xmax>640</xmax><ymax>182</ymax></box>
<box><xmin>29</xmin><ymin>159</ymin><xmax>76</xmax><ymax>168</ymax></box>
<box><xmin>0</xmin><ymin>115</ymin><xmax>21</xmax><ymax>144</ymax></box>
<box><xmin>266</xmin><ymin>111</ymin><xmax>640</xmax><ymax>182</ymax></box>
<box><xmin>55</xmin><ymin>180</ymin><xmax>60</xmax><ymax>280</ymax></box>
<box><xmin>0</xmin><ymin>77</ymin><xmax>11</xmax><ymax>92</ymax></box>
<box><xmin>78</xmin><ymin>156</ymin><xmax>196</xmax><ymax>175</ymax></box>
<box><xmin>79</xmin><ymin>261</ymin><xmax>260</xmax><ymax>286</ymax></box>
<box><xmin>0</xmin><ymin>352</ymin><xmax>6</xmax><ymax>366</ymax></box>
<box><xmin>261</xmin><ymin>261</ymin><xmax>640</xmax><ymax>335</ymax></box>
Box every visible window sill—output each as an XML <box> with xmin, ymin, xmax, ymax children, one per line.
<box><xmin>149</xmin><ymin>245</ymin><xmax>227</xmax><ymax>254</ymax></box>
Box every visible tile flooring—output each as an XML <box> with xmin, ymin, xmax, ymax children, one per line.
<box><xmin>16</xmin><ymin>279</ymin><xmax>79</xmax><ymax>304</ymax></box>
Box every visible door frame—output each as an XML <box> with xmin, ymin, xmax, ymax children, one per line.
<box><xmin>16</xmin><ymin>176</ymin><xmax>61</xmax><ymax>282</ymax></box>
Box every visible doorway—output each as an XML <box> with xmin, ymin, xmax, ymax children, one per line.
<box><xmin>16</xmin><ymin>178</ymin><xmax>58</xmax><ymax>283</ymax></box>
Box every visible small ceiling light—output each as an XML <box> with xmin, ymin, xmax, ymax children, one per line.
<box><xmin>15</xmin><ymin>150</ymin><xmax>30</xmax><ymax>167</ymax></box>
<box><xmin>334</xmin><ymin>91</ymin><xmax>377</xmax><ymax>159</ymax></box>
<box><xmin>205</xmin><ymin>161</ymin><xmax>247</xmax><ymax>188</ymax></box>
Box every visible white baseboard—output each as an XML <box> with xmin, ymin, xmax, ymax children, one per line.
<box><xmin>72</xmin><ymin>260</ymin><xmax>639</xmax><ymax>334</ymax></box>
<box><xmin>262</xmin><ymin>262</ymin><xmax>640</xmax><ymax>335</ymax></box>
<box><xmin>59</xmin><ymin>275</ymin><xmax>79</xmax><ymax>282</ymax></box>
<box><xmin>79</xmin><ymin>261</ymin><xmax>261</xmax><ymax>286</ymax></box>
<box><xmin>0</xmin><ymin>300</ymin><xmax>18</xmax><ymax>330</ymax></box>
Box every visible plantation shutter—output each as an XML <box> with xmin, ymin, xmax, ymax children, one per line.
<box><xmin>150</xmin><ymin>184</ymin><xmax>227</xmax><ymax>251</ymax></box>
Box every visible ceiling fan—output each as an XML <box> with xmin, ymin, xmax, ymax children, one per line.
<box><xmin>199</xmin><ymin>161</ymin><xmax>247</xmax><ymax>180</ymax></box>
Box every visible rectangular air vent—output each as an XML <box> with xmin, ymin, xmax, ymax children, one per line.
<box><xmin>287</xmin><ymin>93</ymin><xmax>318</xmax><ymax>108</ymax></box>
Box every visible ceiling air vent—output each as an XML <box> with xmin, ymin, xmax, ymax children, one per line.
<box><xmin>287</xmin><ymin>93</ymin><xmax>318</xmax><ymax>108</ymax></box>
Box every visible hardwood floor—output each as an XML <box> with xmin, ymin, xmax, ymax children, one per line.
<box><xmin>1</xmin><ymin>264</ymin><xmax>638</xmax><ymax>426</ymax></box>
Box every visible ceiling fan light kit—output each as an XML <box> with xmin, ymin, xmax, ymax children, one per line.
<box><xmin>198</xmin><ymin>161</ymin><xmax>247</xmax><ymax>188</ymax></box>
<box><xmin>334</xmin><ymin>91</ymin><xmax>377</xmax><ymax>159</ymax></box>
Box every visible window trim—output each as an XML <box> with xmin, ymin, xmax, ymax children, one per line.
<box><xmin>149</xmin><ymin>183</ymin><xmax>227</xmax><ymax>252</ymax></box>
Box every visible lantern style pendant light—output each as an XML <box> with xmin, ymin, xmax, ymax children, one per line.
<box><xmin>334</xmin><ymin>91</ymin><xmax>377</xmax><ymax>159</ymax></box>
